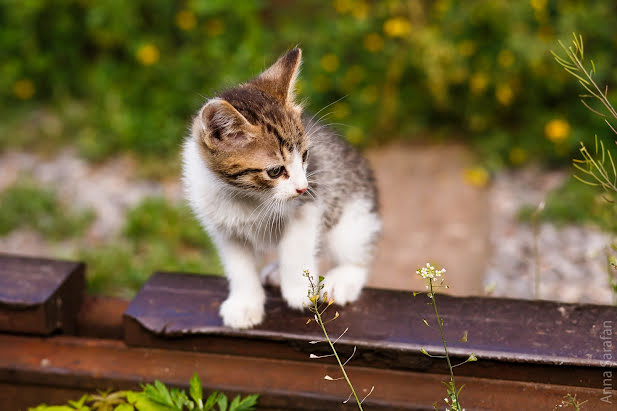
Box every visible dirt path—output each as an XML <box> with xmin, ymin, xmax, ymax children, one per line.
<box><xmin>366</xmin><ymin>143</ymin><xmax>489</xmax><ymax>296</ymax></box>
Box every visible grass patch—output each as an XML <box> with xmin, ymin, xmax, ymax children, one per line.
<box><xmin>0</xmin><ymin>179</ymin><xmax>94</xmax><ymax>240</ymax></box>
<box><xmin>82</xmin><ymin>197</ymin><xmax>221</xmax><ymax>297</ymax></box>
<box><xmin>519</xmin><ymin>176</ymin><xmax>617</xmax><ymax>232</ymax></box>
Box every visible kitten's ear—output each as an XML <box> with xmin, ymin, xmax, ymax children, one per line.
<box><xmin>197</xmin><ymin>99</ymin><xmax>257</xmax><ymax>151</ymax></box>
<box><xmin>253</xmin><ymin>47</ymin><xmax>302</xmax><ymax>107</ymax></box>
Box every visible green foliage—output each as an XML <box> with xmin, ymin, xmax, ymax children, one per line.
<box><xmin>30</xmin><ymin>374</ymin><xmax>258</xmax><ymax>411</ymax></box>
<box><xmin>0</xmin><ymin>180</ymin><xmax>94</xmax><ymax>240</ymax></box>
<box><xmin>519</xmin><ymin>176</ymin><xmax>617</xmax><ymax>233</ymax></box>
<box><xmin>82</xmin><ymin>197</ymin><xmax>221</xmax><ymax>296</ymax></box>
<box><xmin>2</xmin><ymin>1</ymin><xmax>616</xmax><ymax>167</ymax></box>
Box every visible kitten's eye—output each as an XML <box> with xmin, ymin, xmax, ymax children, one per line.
<box><xmin>267</xmin><ymin>166</ymin><xmax>285</xmax><ymax>179</ymax></box>
<box><xmin>302</xmin><ymin>150</ymin><xmax>308</xmax><ymax>162</ymax></box>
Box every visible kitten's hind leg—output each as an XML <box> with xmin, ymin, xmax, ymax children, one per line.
<box><xmin>323</xmin><ymin>198</ymin><xmax>381</xmax><ymax>305</ymax></box>
<box><xmin>260</xmin><ymin>260</ymin><xmax>281</xmax><ymax>287</ymax></box>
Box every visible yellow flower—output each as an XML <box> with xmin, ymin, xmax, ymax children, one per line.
<box><xmin>320</xmin><ymin>54</ymin><xmax>339</xmax><ymax>72</ymax></box>
<box><xmin>136</xmin><ymin>43</ymin><xmax>160</xmax><ymax>66</ymax></box>
<box><xmin>346</xmin><ymin>128</ymin><xmax>363</xmax><ymax>145</ymax></box>
<box><xmin>497</xmin><ymin>50</ymin><xmax>515</xmax><ymax>68</ymax></box>
<box><xmin>332</xmin><ymin>102</ymin><xmax>350</xmax><ymax>119</ymax></box>
<box><xmin>175</xmin><ymin>10</ymin><xmax>196</xmax><ymax>31</ymax></box>
<box><xmin>509</xmin><ymin>147</ymin><xmax>527</xmax><ymax>165</ymax></box>
<box><xmin>530</xmin><ymin>0</ymin><xmax>547</xmax><ymax>11</ymax></box>
<box><xmin>469</xmin><ymin>73</ymin><xmax>488</xmax><ymax>95</ymax></box>
<box><xmin>463</xmin><ymin>166</ymin><xmax>490</xmax><ymax>188</ymax></box>
<box><xmin>363</xmin><ymin>33</ymin><xmax>384</xmax><ymax>52</ymax></box>
<box><xmin>360</xmin><ymin>85</ymin><xmax>378</xmax><ymax>104</ymax></box>
<box><xmin>545</xmin><ymin>119</ymin><xmax>571</xmax><ymax>143</ymax></box>
<box><xmin>458</xmin><ymin>40</ymin><xmax>476</xmax><ymax>57</ymax></box>
<box><xmin>205</xmin><ymin>19</ymin><xmax>225</xmax><ymax>37</ymax></box>
<box><xmin>352</xmin><ymin>1</ymin><xmax>369</xmax><ymax>20</ymax></box>
<box><xmin>13</xmin><ymin>79</ymin><xmax>35</xmax><ymax>100</ymax></box>
<box><xmin>496</xmin><ymin>84</ymin><xmax>514</xmax><ymax>106</ymax></box>
<box><xmin>333</xmin><ymin>0</ymin><xmax>352</xmax><ymax>14</ymax></box>
<box><xmin>383</xmin><ymin>17</ymin><xmax>411</xmax><ymax>38</ymax></box>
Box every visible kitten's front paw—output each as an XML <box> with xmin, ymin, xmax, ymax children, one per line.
<box><xmin>322</xmin><ymin>266</ymin><xmax>367</xmax><ymax>305</ymax></box>
<box><xmin>219</xmin><ymin>295</ymin><xmax>265</xmax><ymax>329</ymax></box>
<box><xmin>281</xmin><ymin>280</ymin><xmax>310</xmax><ymax>310</ymax></box>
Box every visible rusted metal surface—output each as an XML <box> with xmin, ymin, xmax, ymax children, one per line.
<box><xmin>0</xmin><ymin>334</ymin><xmax>614</xmax><ymax>411</ymax></box>
<box><xmin>76</xmin><ymin>295</ymin><xmax>128</xmax><ymax>339</ymax></box>
<box><xmin>124</xmin><ymin>272</ymin><xmax>617</xmax><ymax>388</ymax></box>
<box><xmin>0</xmin><ymin>253</ymin><xmax>85</xmax><ymax>334</ymax></box>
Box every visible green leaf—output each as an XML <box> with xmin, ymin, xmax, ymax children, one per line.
<box><xmin>114</xmin><ymin>405</ymin><xmax>135</xmax><ymax>411</ymax></box>
<box><xmin>189</xmin><ymin>373</ymin><xmax>203</xmax><ymax>409</ymax></box>
<box><xmin>229</xmin><ymin>395</ymin><xmax>258</xmax><ymax>411</ymax></box>
<box><xmin>229</xmin><ymin>395</ymin><xmax>241</xmax><ymax>411</ymax></box>
<box><xmin>217</xmin><ymin>394</ymin><xmax>228</xmax><ymax>411</ymax></box>
<box><xmin>68</xmin><ymin>395</ymin><xmax>89</xmax><ymax>408</ymax></box>
<box><xmin>142</xmin><ymin>380</ymin><xmax>178</xmax><ymax>408</ymax></box>
<box><xmin>127</xmin><ymin>392</ymin><xmax>175</xmax><ymax>411</ymax></box>
<box><xmin>203</xmin><ymin>392</ymin><xmax>221</xmax><ymax>411</ymax></box>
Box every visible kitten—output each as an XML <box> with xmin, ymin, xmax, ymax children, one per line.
<box><xmin>182</xmin><ymin>48</ymin><xmax>381</xmax><ymax>329</ymax></box>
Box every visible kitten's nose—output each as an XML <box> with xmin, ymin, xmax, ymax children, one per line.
<box><xmin>296</xmin><ymin>187</ymin><xmax>307</xmax><ymax>194</ymax></box>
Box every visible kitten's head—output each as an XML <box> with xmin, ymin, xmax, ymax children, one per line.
<box><xmin>193</xmin><ymin>48</ymin><xmax>309</xmax><ymax>201</ymax></box>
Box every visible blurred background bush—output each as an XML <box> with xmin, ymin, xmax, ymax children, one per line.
<box><xmin>2</xmin><ymin>0</ymin><xmax>616</xmax><ymax>169</ymax></box>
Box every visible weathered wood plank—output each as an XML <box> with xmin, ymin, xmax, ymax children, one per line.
<box><xmin>0</xmin><ymin>334</ymin><xmax>613</xmax><ymax>411</ymax></box>
<box><xmin>0</xmin><ymin>253</ymin><xmax>85</xmax><ymax>334</ymax></box>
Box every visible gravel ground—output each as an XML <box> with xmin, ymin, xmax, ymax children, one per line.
<box><xmin>485</xmin><ymin>168</ymin><xmax>614</xmax><ymax>305</ymax></box>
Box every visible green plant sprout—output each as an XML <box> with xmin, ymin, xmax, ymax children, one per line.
<box><xmin>552</xmin><ymin>33</ymin><xmax>617</xmax><ymax>304</ymax></box>
<box><xmin>414</xmin><ymin>263</ymin><xmax>477</xmax><ymax>411</ymax></box>
<box><xmin>553</xmin><ymin>393</ymin><xmax>587</xmax><ymax>410</ymax></box>
<box><xmin>29</xmin><ymin>373</ymin><xmax>258</xmax><ymax>411</ymax></box>
<box><xmin>552</xmin><ymin>34</ymin><xmax>617</xmax><ymax>191</ymax></box>
<box><xmin>303</xmin><ymin>271</ymin><xmax>373</xmax><ymax>410</ymax></box>
<box><xmin>531</xmin><ymin>201</ymin><xmax>546</xmax><ymax>299</ymax></box>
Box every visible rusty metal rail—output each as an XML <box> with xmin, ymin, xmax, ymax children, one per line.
<box><xmin>0</xmin><ymin>254</ymin><xmax>615</xmax><ymax>410</ymax></box>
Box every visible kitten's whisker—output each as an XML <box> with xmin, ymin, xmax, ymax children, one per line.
<box><xmin>256</xmin><ymin>199</ymin><xmax>277</xmax><ymax>244</ymax></box>
<box><xmin>250</xmin><ymin>198</ymin><xmax>275</xmax><ymax>241</ymax></box>
<box><xmin>306</xmin><ymin>169</ymin><xmax>328</xmax><ymax>178</ymax></box>
<box><xmin>309</xmin><ymin>112</ymin><xmax>334</xmax><ymax>133</ymax></box>
<box><xmin>306</xmin><ymin>95</ymin><xmax>348</xmax><ymax>129</ymax></box>
<box><xmin>305</xmin><ymin>112</ymin><xmax>333</xmax><ymax>138</ymax></box>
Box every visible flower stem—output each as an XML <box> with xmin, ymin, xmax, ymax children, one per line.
<box><xmin>313</xmin><ymin>300</ymin><xmax>363</xmax><ymax>410</ymax></box>
<box><xmin>429</xmin><ymin>278</ymin><xmax>459</xmax><ymax>406</ymax></box>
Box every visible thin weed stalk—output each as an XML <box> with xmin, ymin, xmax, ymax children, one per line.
<box><xmin>553</xmin><ymin>33</ymin><xmax>617</xmax><ymax>304</ymax></box>
<box><xmin>416</xmin><ymin>263</ymin><xmax>477</xmax><ymax>411</ymax></box>
<box><xmin>304</xmin><ymin>271</ymin><xmax>369</xmax><ymax>409</ymax></box>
